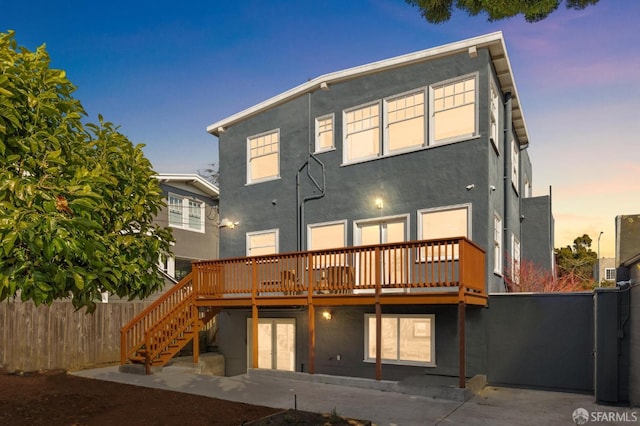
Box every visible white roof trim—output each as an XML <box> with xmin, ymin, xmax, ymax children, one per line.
<box><xmin>207</xmin><ymin>31</ymin><xmax>530</xmax><ymax>145</ymax></box>
<box><xmin>155</xmin><ymin>173</ymin><xmax>219</xmax><ymax>197</ymax></box>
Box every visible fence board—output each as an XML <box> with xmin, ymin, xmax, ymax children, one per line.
<box><xmin>0</xmin><ymin>300</ymin><xmax>149</xmax><ymax>372</ymax></box>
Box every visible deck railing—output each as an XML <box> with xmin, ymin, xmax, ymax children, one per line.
<box><xmin>193</xmin><ymin>238</ymin><xmax>485</xmax><ymax>300</ymax></box>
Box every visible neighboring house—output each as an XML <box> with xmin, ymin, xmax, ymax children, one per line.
<box><xmin>596</xmin><ymin>257</ymin><xmax>616</xmax><ymax>285</ymax></box>
<box><xmin>197</xmin><ymin>31</ymin><xmax>554</xmax><ymax>382</ymax></box>
<box><xmin>155</xmin><ymin>174</ymin><xmax>220</xmax><ymax>281</ymax></box>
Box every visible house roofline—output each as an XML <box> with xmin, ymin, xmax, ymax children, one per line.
<box><xmin>155</xmin><ymin>173</ymin><xmax>219</xmax><ymax>198</ymax></box>
<box><xmin>206</xmin><ymin>31</ymin><xmax>530</xmax><ymax>146</ymax></box>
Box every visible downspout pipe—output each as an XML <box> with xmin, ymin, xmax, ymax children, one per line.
<box><xmin>503</xmin><ymin>92</ymin><xmax>512</xmax><ymax>290</ymax></box>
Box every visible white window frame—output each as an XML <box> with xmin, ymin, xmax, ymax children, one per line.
<box><xmin>494</xmin><ymin>213</ymin><xmax>502</xmax><ymax>275</ymax></box>
<box><xmin>511</xmin><ymin>139</ymin><xmax>519</xmax><ymax>194</ymax></box>
<box><xmin>489</xmin><ymin>79</ymin><xmax>500</xmax><ymax>153</ymax></box>
<box><xmin>315</xmin><ymin>113</ymin><xmax>335</xmax><ymax>153</ymax></box>
<box><xmin>342</xmin><ymin>101</ymin><xmax>382</xmax><ymax>165</ymax></box>
<box><xmin>246</xmin><ymin>229</ymin><xmax>279</xmax><ymax>257</ymax></box>
<box><xmin>307</xmin><ymin>220</ymin><xmax>347</xmax><ymax>251</ymax></box>
<box><xmin>247</xmin><ymin>129</ymin><xmax>280</xmax><ymax>185</ymax></box>
<box><xmin>167</xmin><ymin>193</ymin><xmax>205</xmax><ymax>233</ymax></box>
<box><xmin>364</xmin><ymin>314</ymin><xmax>435</xmax><ymax>367</ymax></box>
<box><xmin>512</xmin><ymin>234</ymin><xmax>521</xmax><ymax>284</ymax></box>
<box><xmin>383</xmin><ymin>88</ymin><xmax>426</xmax><ymax>155</ymax></box>
<box><xmin>429</xmin><ymin>73</ymin><xmax>479</xmax><ymax>145</ymax></box>
<box><xmin>417</xmin><ymin>204</ymin><xmax>471</xmax><ymax>262</ymax></box>
<box><xmin>604</xmin><ymin>268</ymin><xmax>616</xmax><ymax>281</ymax></box>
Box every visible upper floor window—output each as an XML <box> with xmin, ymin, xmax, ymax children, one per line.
<box><xmin>494</xmin><ymin>214</ymin><xmax>502</xmax><ymax>275</ymax></box>
<box><xmin>315</xmin><ymin>114</ymin><xmax>334</xmax><ymax>153</ymax></box>
<box><xmin>431</xmin><ymin>75</ymin><xmax>477</xmax><ymax>144</ymax></box>
<box><xmin>385</xmin><ymin>90</ymin><xmax>425</xmax><ymax>154</ymax></box>
<box><xmin>308</xmin><ymin>220</ymin><xmax>347</xmax><ymax>268</ymax></box>
<box><xmin>418</xmin><ymin>204</ymin><xmax>470</xmax><ymax>260</ymax></box>
<box><xmin>490</xmin><ymin>80</ymin><xmax>500</xmax><ymax>152</ymax></box>
<box><xmin>168</xmin><ymin>193</ymin><xmax>205</xmax><ymax>233</ymax></box>
<box><xmin>246</xmin><ymin>229</ymin><xmax>279</xmax><ymax>256</ymax></box>
<box><xmin>512</xmin><ymin>234</ymin><xmax>521</xmax><ymax>284</ymax></box>
<box><xmin>511</xmin><ymin>139</ymin><xmax>519</xmax><ymax>193</ymax></box>
<box><xmin>343</xmin><ymin>102</ymin><xmax>381</xmax><ymax>163</ymax></box>
<box><xmin>247</xmin><ymin>129</ymin><xmax>279</xmax><ymax>184</ymax></box>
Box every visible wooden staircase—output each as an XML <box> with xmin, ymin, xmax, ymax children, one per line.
<box><xmin>120</xmin><ymin>273</ymin><xmax>219</xmax><ymax>374</ymax></box>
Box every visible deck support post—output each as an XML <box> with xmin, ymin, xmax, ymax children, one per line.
<box><xmin>308</xmin><ymin>304</ymin><xmax>315</xmax><ymax>374</ymax></box>
<box><xmin>252</xmin><ymin>304</ymin><xmax>259</xmax><ymax>368</ymax></box>
<box><xmin>458</xmin><ymin>300</ymin><xmax>466</xmax><ymax>389</ymax></box>
<box><xmin>374</xmin><ymin>247</ymin><xmax>382</xmax><ymax>381</ymax></box>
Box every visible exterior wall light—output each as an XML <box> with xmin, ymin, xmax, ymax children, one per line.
<box><xmin>322</xmin><ymin>310</ymin><xmax>333</xmax><ymax>320</ymax></box>
<box><xmin>219</xmin><ymin>218</ymin><xmax>239</xmax><ymax>229</ymax></box>
<box><xmin>375</xmin><ymin>198</ymin><xmax>383</xmax><ymax>209</ymax></box>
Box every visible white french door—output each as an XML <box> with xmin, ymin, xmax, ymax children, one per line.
<box><xmin>247</xmin><ymin>318</ymin><xmax>295</xmax><ymax>372</ymax></box>
<box><xmin>355</xmin><ymin>216</ymin><xmax>408</xmax><ymax>288</ymax></box>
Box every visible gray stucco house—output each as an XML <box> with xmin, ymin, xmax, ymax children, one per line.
<box><xmin>200</xmin><ymin>32</ymin><xmax>554</xmax><ymax>382</ymax></box>
<box><xmin>155</xmin><ymin>174</ymin><xmax>220</xmax><ymax>280</ymax></box>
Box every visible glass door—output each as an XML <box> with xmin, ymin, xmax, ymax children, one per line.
<box><xmin>247</xmin><ymin>318</ymin><xmax>295</xmax><ymax>372</ymax></box>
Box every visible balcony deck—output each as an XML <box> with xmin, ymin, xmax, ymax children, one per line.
<box><xmin>192</xmin><ymin>237</ymin><xmax>487</xmax><ymax>308</ymax></box>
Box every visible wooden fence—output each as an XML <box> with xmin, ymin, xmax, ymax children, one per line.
<box><xmin>0</xmin><ymin>300</ymin><xmax>150</xmax><ymax>372</ymax></box>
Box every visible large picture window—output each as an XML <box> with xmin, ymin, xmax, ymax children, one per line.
<box><xmin>168</xmin><ymin>193</ymin><xmax>205</xmax><ymax>233</ymax></box>
<box><xmin>343</xmin><ymin>102</ymin><xmax>380</xmax><ymax>163</ymax></box>
<box><xmin>364</xmin><ymin>314</ymin><xmax>435</xmax><ymax>366</ymax></box>
<box><xmin>431</xmin><ymin>75</ymin><xmax>477</xmax><ymax>144</ymax></box>
<box><xmin>248</xmin><ymin>129</ymin><xmax>279</xmax><ymax>184</ymax></box>
<box><xmin>418</xmin><ymin>204</ymin><xmax>470</xmax><ymax>260</ymax></box>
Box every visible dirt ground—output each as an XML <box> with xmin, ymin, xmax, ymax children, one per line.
<box><xmin>0</xmin><ymin>368</ymin><xmax>369</xmax><ymax>426</ymax></box>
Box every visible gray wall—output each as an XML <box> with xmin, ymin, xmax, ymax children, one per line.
<box><xmin>631</xmin><ymin>283</ymin><xmax>640</xmax><ymax>407</ymax></box>
<box><xmin>521</xmin><ymin>195</ymin><xmax>554</xmax><ymax>272</ymax></box>
<box><xmin>216</xmin><ymin>304</ymin><xmax>487</xmax><ymax>381</ymax></box>
<box><xmin>486</xmin><ymin>293</ymin><xmax>594</xmax><ymax>392</ymax></box>
<box><xmin>216</xmin><ymin>48</ymin><xmax>544</xmax><ymax>294</ymax></box>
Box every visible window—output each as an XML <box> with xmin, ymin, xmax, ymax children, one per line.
<box><xmin>168</xmin><ymin>193</ymin><xmax>205</xmax><ymax>232</ymax></box>
<box><xmin>315</xmin><ymin>114</ymin><xmax>334</xmax><ymax>153</ymax></box>
<box><xmin>418</xmin><ymin>204</ymin><xmax>470</xmax><ymax>260</ymax></box>
<box><xmin>511</xmin><ymin>139</ymin><xmax>519</xmax><ymax>192</ymax></box>
<box><xmin>524</xmin><ymin>174</ymin><xmax>532</xmax><ymax>198</ymax></box>
<box><xmin>248</xmin><ymin>129</ymin><xmax>279</xmax><ymax>184</ymax></box>
<box><xmin>308</xmin><ymin>220</ymin><xmax>346</xmax><ymax>251</ymax></box>
<box><xmin>490</xmin><ymin>80</ymin><xmax>500</xmax><ymax>152</ymax></box>
<box><xmin>385</xmin><ymin>90</ymin><xmax>425</xmax><ymax>153</ymax></box>
<box><xmin>364</xmin><ymin>314</ymin><xmax>435</xmax><ymax>366</ymax></box>
<box><xmin>343</xmin><ymin>102</ymin><xmax>380</xmax><ymax>163</ymax></box>
<box><xmin>246</xmin><ymin>229</ymin><xmax>279</xmax><ymax>256</ymax></box>
<box><xmin>431</xmin><ymin>75</ymin><xmax>477</xmax><ymax>144</ymax></box>
<box><xmin>494</xmin><ymin>214</ymin><xmax>502</xmax><ymax>275</ymax></box>
<box><xmin>512</xmin><ymin>234</ymin><xmax>521</xmax><ymax>284</ymax></box>
<box><xmin>604</xmin><ymin>268</ymin><xmax>616</xmax><ymax>281</ymax></box>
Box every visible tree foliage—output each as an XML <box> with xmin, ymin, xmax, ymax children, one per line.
<box><xmin>405</xmin><ymin>0</ymin><xmax>599</xmax><ymax>24</ymax></box>
<box><xmin>0</xmin><ymin>31</ymin><xmax>173</xmax><ymax>312</ymax></box>
<box><xmin>198</xmin><ymin>162</ymin><xmax>219</xmax><ymax>187</ymax></box>
<box><xmin>554</xmin><ymin>234</ymin><xmax>597</xmax><ymax>285</ymax></box>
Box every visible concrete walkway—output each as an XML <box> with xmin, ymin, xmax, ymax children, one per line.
<box><xmin>72</xmin><ymin>366</ymin><xmax>636</xmax><ymax>425</ymax></box>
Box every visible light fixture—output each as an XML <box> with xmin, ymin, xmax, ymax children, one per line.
<box><xmin>219</xmin><ymin>218</ymin><xmax>239</xmax><ymax>229</ymax></box>
<box><xmin>375</xmin><ymin>198</ymin><xmax>383</xmax><ymax>209</ymax></box>
<box><xmin>465</xmin><ymin>184</ymin><xmax>475</xmax><ymax>191</ymax></box>
<box><xmin>490</xmin><ymin>185</ymin><xmax>496</xmax><ymax>191</ymax></box>
<box><xmin>322</xmin><ymin>310</ymin><xmax>332</xmax><ymax>320</ymax></box>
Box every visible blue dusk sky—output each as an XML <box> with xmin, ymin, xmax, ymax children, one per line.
<box><xmin>3</xmin><ymin>1</ymin><xmax>639</xmax><ymax>257</ymax></box>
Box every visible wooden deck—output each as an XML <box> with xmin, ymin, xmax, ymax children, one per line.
<box><xmin>121</xmin><ymin>237</ymin><xmax>486</xmax><ymax>384</ymax></box>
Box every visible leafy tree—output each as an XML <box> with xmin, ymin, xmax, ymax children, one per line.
<box><xmin>0</xmin><ymin>31</ymin><xmax>173</xmax><ymax>312</ymax></box>
<box><xmin>554</xmin><ymin>234</ymin><xmax>597</xmax><ymax>286</ymax></box>
<box><xmin>405</xmin><ymin>0</ymin><xmax>599</xmax><ymax>24</ymax></box>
